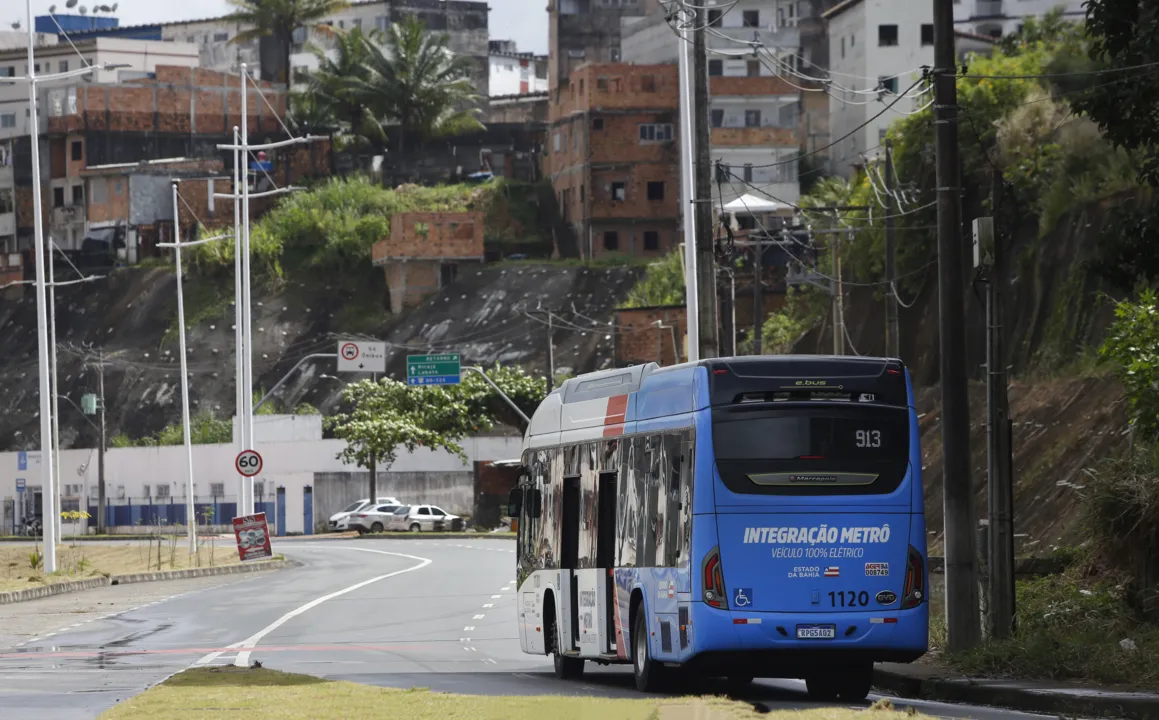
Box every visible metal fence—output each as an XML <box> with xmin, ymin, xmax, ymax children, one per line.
<box><xmin>87</xmin><ymin>495</ymin><xmax>277</xmax><ymax>529</ymax></box>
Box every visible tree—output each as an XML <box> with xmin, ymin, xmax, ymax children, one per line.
<box><xmin>1073</xmin><ymin>0</ymin><xmax>1159</xmax><ymax>186</ymax></box>
<box><xmin>227</xmin><ymin>0</ymin><xmax>351</xmax><ymax>107</ymax></box>
<box><xmin>326</xmin><ymin>366</ymin><xmax>546</xmax><ymax>504</ymax></box>
<box><xmin>622</xmin><ymin>251</ymin><xmax>686</xmax><ymax>309</ymax></box>
<box><xmin>352</xmin><ymin>15</ymin><xmax>484</xmax><ymax>152</ymax></box>
<box><xmin>301</xmin><ymin>26</ymin><xmax>380</xmax><ymax>144</ymax></box>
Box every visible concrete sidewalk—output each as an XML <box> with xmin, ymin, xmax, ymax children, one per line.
<box><xmin>875</xmin><ymin>662</ymin><xmax>1159</xmax><ymax>719</ymax></box>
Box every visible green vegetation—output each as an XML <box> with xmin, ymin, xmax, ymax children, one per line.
<box><xmin>327</xmin><ymin>365</ymin><xmax>546</xmax><ymax>471</ymax></box>
<box><xmin>112</xmin><ymin>412</ymin><xmax>233</xmax><ymax>447</ymax></box>
<box><xmin>100</xmin><ymin>666</ymin><xmax>928</xmax><ymax>720</ymax></box>
<box><xmin>622</xmin><ymin>250</ymin><xmax>685</xmax><ymax>308</ymax></box>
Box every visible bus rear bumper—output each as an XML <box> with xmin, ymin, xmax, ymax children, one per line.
<box><xmin>683</xmin><ymin>602</ymin><xmax>928</xmax><ymax>676</ymax></box>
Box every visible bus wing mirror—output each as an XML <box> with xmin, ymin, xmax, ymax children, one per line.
<box><xmin>507</xmin><ymin>487</ymin><xmax>522</xmax><ymax>518</ymax></box>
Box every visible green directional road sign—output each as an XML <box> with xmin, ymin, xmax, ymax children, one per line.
<box><xmin>406</xmin><ymin>353</ymin><xmax>462</xmax><ymax>386</ymax></box>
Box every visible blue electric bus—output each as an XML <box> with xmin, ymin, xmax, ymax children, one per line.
<box><xmin>508</xmin><ymin>355</ymin><xmax>928</xmax><ymax>698</ymax></box>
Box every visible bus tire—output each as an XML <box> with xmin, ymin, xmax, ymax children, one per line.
<box><xmin>836</xmin><ymin>664</ymin><xmax>873</xmax><ymax>701</ymax></box>
<box><xmin>548</xmin><ymin>607</ymin><xmax>584</xmax><ymax>680</ymax></box>
<box><xmin>632</xmin><ymin>604</ymin><xmax>664</xmax><ymax>692</ymax></box>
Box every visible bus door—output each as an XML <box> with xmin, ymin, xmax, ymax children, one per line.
<box><xmin>559</xmin><ymin>475</ymin><xmax>580</xmax><ymax>653</ymax></box>
<box><xmin>597</xmin><ymin>471</ymin><xmax>618</xmax><ymax>654</ymax></box>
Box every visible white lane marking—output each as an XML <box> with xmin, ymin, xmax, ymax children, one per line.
<box><xmin>482</xmin><ymin>603</ymin><xmax>494</xmax><ymax>608</ymax></box>
<box><xmin>194</xmin><ymin>641</ymin><xmax>244</xmax><ymax>667</ymax></box>
<box><xmin>500</xmin><ymin>587</ymin><xmax>511</xmax><ymax>592</ymax></box>
<box><xmin>212</xmin><ymin>547</ymin><xmax>432</xmax><ymax>668</ymax></box>
<box><xmin>463</xmin><ymin>626</ymin><xmax>475</xmax><ymax>631</ymax></box>
<box><xmin>473</xmin><ymin>614</ymin><xmax>485</xmax><ymax>619</ymax></box>
<box><xmin>491</xmin><ymin>595</ymin><xmax>502</xmax><ymax>599</ymax></box>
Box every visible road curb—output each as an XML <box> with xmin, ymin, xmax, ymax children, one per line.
<box><xmin>874</xmin><ymin>667</ymin><xmax>1159</xmax><ymax>719</ymax></box>
<box><xmin>350</xmin><ymin>533</ymin><xmax>515</xmax><ymax>541</ymax></box>
<box><xmin>0</xmin><ymin>558</ymin><xmax>297</xmax><ymax>605</ymax></box>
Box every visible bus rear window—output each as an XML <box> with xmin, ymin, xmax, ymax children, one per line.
<box><xmin>712</xmin><ymin>406</ymin><xmax>910</xmax><ymax>496</ymax></box>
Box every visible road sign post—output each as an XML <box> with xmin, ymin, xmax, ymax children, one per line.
<box><xmin>406</xmin><ymin>353</ymin><xmax>462</xmax><ymax>386</ymax></box>
<box><xmin>337</xmin><ymin>340</ymin><xmax>386</xmax><ymax>374</ymax></box>
<box><xmin>235</xmin><ymin>449</ymin><xmax>263</xmax><ymax>478</ymax></box>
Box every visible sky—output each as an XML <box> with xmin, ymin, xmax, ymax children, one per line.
<box><xmin>25</xmin><ymin>0</ymin><xmax>549</xmax><ymax>54</ymax></box>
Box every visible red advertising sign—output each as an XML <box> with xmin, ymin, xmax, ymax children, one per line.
<box><xmin>232</xmin><ymin>512</ymin><xmax>272</xmax><ymax>562</ymax></box>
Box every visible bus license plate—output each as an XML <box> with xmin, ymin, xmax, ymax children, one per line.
<box><xmin>796</xmin><ymin>624</ymin><xmax>836</xmax><ymax>640</ymax></box>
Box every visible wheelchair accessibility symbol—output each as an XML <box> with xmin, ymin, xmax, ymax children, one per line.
<box><xmin>733</xmin><ymin>587</ymin><xmax>753</xmax><ymax>608</ymax></box>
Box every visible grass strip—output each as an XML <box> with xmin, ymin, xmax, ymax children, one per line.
<box><xmin>100</xmin><ymin>668</ymin><xmax>926</xmax><ymax>720</ymax></box>
<box><xmin>0</xmin><ymin>543</ymin><xmax>240</xmax><ymax>593</ymax></box>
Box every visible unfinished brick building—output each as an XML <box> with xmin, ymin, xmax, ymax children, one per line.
<box><xmin>613</xmin><ymin>305</ymin><xmax>687</xmax><ymax>367</ymax></box>
<box><xmin>372</xmin><ymin>211</ymin><xmax>486</xmax><ymax>314</ymax></box>
<box><xmin>545</xmin><ymin>62</ymin><xmax>681</xmax><ymax>260</ymax></box>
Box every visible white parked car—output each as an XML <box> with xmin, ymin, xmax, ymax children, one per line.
<box><xmin>385</xmin><ymin>504</ymin><xmax>462</xmax><ymax>532</ymax></box>
<box><xmin>329</xmin><ymin>497</ymin><xmax>400</xmax><ymax>531</ymax></box>
<box><xmin>348</xmin><ymin>504</ymin><xmax>401</xmax><ymax>534</ymax></box>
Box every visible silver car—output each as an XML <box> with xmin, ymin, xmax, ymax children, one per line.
<box><xmin>386</xmin><ymin>504</ymin><xmax>461</xmax><ymax>532</ymax></box>
<box><xmin>348</xmin><ymin>504</ymin><xmax>401</xmax><ymax>534</ymax></box>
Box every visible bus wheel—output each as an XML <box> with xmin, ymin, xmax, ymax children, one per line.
<box><xmin>805</xmin><ymin>674</ymin><xmax>840</xmax><ymax>701</ymax></box>
<box><xmin>632</xmin><ymin>604</ymin><xmax>664</xmax><ymax>692</ymax></box>
<box><xmin>836</xmin><ymin>664</ymin><xmax>873</xmax><ymax>701</ymax></box>
<box><xmin>549</xmin><ymin>610</ymin><xmax>584</xmax><ymax>680</ymax></box>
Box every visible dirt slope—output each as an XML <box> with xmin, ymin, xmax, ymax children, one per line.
<box><xmin>917</xmin><ymin>373</ymin><xmax>1129</xmax><ymax>557</ymax></box>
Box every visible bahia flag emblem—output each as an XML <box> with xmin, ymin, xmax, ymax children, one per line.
<box><xmin>824</xmin><ymin>566</ymin><xmax>840</xmax><ymax>578</ymax></box>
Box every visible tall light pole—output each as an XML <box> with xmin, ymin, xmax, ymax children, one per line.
<box><xmin>27</xmin><ymin>0</ymin><xmax>58</xmax><ymax>571</ymax></box>
<box><xmin>158</xmin><ymin>183</ymin><xmax>231</xmax><ymax>554</ymax></box>
<box><xmin>676</xmin><ymin>3</ymin><xmax>700</xmax><ymax>362</ymax></box>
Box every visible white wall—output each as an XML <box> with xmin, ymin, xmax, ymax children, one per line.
<box><xmin>953</xmin><ymin>0</ymin><xmax>1085</xmax><ymax>38</ymax></box>
<box><xmin>489</xmin><ymin>54</ymin><xmax>547</xmax><ymax>96</ymax></box>
<box><xmin>0</xmin><ymin>416</ymin><xmax>522</xmax><ymax>533</ymax></box>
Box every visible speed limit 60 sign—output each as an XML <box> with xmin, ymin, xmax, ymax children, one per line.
<box><xmin>235</xmin><ymin>449</ymin><xmax>263</xmax><ymax>477</ymax></box>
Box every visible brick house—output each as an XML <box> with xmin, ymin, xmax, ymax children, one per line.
<box><xmin>372</xmin><ymin>211</ymin><xmax>486</xmax><ymax>313</ymax></box>
<box><xmin>613</xmin><ymin>305</ymin><xmax>687</xmax><ymax>367</ymax></box>
<box><xmin>544</xmin><ymin>63</ymin><xmax>681</xmax><ymax>260</ymax></box>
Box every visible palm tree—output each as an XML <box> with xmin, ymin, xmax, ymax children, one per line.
<box><xmin>353</xmin><ymin>15</ymin><xmax>484</xmax><ymax>153</ymax></box>
<box><xmin>227</xmin><ymin>0</ymin><xmax>350</xmax><ymax>104</ymax></box>
<box><xmin>304</xmin><ymin>26</ymin><xmax>381</xmax><ymax>146</ymax></box>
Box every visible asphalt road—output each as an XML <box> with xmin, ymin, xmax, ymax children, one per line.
<box><xmin>0</xmin><ymin>538</ymin><xmax>1049</xmax><ymax>719</ymax></box>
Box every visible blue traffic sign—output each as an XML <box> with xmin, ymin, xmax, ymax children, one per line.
<box><xmin>17</xmin><ymin>451</ymin><xmax>26</xmax><ymax>471</ymax></box>
<box><xmin>406</xmin><ymin>354</ymin><xmax>461</xmax><ymax>386</ymax></box>
<box><xmin>406</xmin><ymin>375</ymin><xmax>461</xmax><ymax>386</ymax></box>
<box><xmin>15</xmin><ymin>478</ymin><xmax>25</xmax><ymax>492</ymax></box>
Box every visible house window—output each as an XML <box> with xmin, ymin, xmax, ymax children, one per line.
<box><xmin>647</xmin><ymin>181</ymin><xmax>665</xmax><ymax>201</ymax></box>
<box><xmin>440</xmin><ymin>263</ymin><xmax>458</xmax><ymax>286</ymax></box>
<box><xmin>53</xmin><ymin>187</ymin><xmax>64</xmax><ymax>208</ymax></box>
<box><xmin>840</xmin><ymin>37</ymin><xmax>845</xmax><ymax>59</ymax></box>
<box><xmin>610</xmin><ymin>47</ymin><xmax>621</xmax><ymax>62</ymax></box>
<box><xmin>611</xmin><ymin>182</ymin><xmax>626</xmax><ymax>201</ymax></box>
<box><xmin>641</xmin><ymin>74</ymin><xmax>656</xmax><ymax>92</ymax></box>
<box><xmin>603</xmin><ymin>231</ymin><xmax>619</xmax><ymax>251</ymax></box>
<box><xmin>155</xmin><ymin>484</ymin><xmax>171</xmax><ymax>499</ymax></box>
<box><xmin>214</xmin><ymin>32</ymin><xmax>229</xmax><ymax>41</ymax></box>
<box><xmin>553</xmin><ymin>132</ymin><xmax>561</xmax><ymax>152</ymax></box>
<box><xmin>638</xmin><ymin>123</ymin><xmax>673</xmax><ymax>142</ymax></box>
<box><xmin>592</xmin><ymin>117</ymin><xmax>604</xmax><ymax>130</ymax></box>
<box><xmin>743</xmin><ymin>164</ymin><xmax>754</xmax><ymax>183</ymax></box>
<box><xmin>878</xmin><ymin>25</ymin><xmax>899</xmax><ymax>46</ymax></box>
<box><xmin>879</xmin><ymin>76</ymin><xmax>899</xmax><ymax>94</ymax></box>
<box><xmin>352</xmin><ymin>18</ymin><xmax>362</xmax><ymax>26</ymax></box>
<box><xmin>71</xmin><ymin>140</ymin><xmax>82</xmax><ymax>161</ymax></box>
<box><xmin>597</xmin><ymin>77</ymin><xmax>608</xmax><ymax>91</ymax></box>
<box><xmin>59</xmin><ymin>60</ymin><xmax>68</xmax><ymax>73</ymax></box>
<box><xmin>708</xmin><ymin>59</ymin><xmax>723</xmax><ymax>76</ymax></box>
<box><xmin>643</xmin><ymin>231</ymin><xmax>660</xmax><ymax>251</ymax></box>
<box><xmin>291</xmin><ymin>27</ymin><xmax>307</xmax><ymax>44</ymax></box>
<box><xmin>71</xmin><ymin>185</ymin><xmax>83</xmax><ymax>205</ymax></box>
<box><xmin>710</xmin><ymin>108</ymin><xmax>724</xmax><ymax>127</ymax></box>
<box><xmin>708</xmin><ymin>9</ymin><xmax>722</xmax><ymax>27</ymax></box>
<box><xmin>255</xmin><ymin>481</ymin><xmax>266</xmax><ymax>497</ymax></box>
<box><xmin>747</xmin><ymin>59</ymin><xmax>761</xmax><ymax>77</ymax></box>
<box><xmin>921</xmin><ymin>24</ymin><xmax>934</xmax><ymax>45</ymax></box>
<box><xmin>0</xmin><ymin>113</ymin><xmax>14</xmax><ymax>129</ymax></box>
<box><xmin>742</xmin><ymin>10</ymin><xmax>759</xmax><ymax>27</ymax></box>
<box><xmin>0</xmin><ymin>188</ymin><xmax>14</xmax><ymax>213</ymax></box>
<box><xmin>376</xmin><ymin>15</ymin><xmax>389</xmax><ymax>31</ymax></box>
<box><xmin>745</xmin><ymin>110</ymin><xmax>761</xmax><ymax>127</ymax></box>
<box><xmin>210</xmin><ymin>482</ymin><xmax>225</xmax><ymax>497</ymax></box>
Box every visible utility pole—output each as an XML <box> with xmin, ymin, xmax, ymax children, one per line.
<box><xmin>692</xmin><ymin>6</ymin><xmax>719</xmax><ymax>359</ymax></box>
<box><xmin>97</xmin><ymin>348</ymin><xmax>107</xmax><ymax>535</ymax></box>
<box><xmin>832</xmin><ymin>230</ymin><xmax>845</xmax><ymax>355</ymax></box>
<box><xmin>546</xmin><ymin>312</ymin><xmax>555</xmax><ymax>394</ymax></box>
<box><xmin>982</xmin><ymin>168</ymin><xmax>1015</xmax><ymax>639</ymax></box>
<box><xmin>934</xmin><ymin>0</ymin><xmax>981</xmax><ymax>652</ymax></box>
<box><xmin>884</xmin><ymin>141</ymin><xmax>899</xmax><ymax>358</ymax></box>
<box><xmin>753</xmin><ymin>242</ymin><xmax>764</xmax><ymax>355</ymax></box>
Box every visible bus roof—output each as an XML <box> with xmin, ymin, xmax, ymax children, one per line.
<box><xmin>523</xmin><ymin>355</ymin><xmax>908</xmax><ymax>450</ymax></box>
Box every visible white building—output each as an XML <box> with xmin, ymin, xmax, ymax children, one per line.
<box><xmin>489</xmin><ymin>40</ymin><xmax>547</xmax><ymax>97</ymax></box>
<box><xmin>621</xmin><ymin>0</ymin><xmax>806</xmax><ymax>210</ymax></box>
<box><xmin>158</xmin><ymin>0</ymin><xmax>491</xmax><ymax>95</ymax></box>
<box><xmin>824</xmin><ymin>0</ymin><xmax>994</xmax><ymax>178</ymax></box>
<box><xmin>953</xmin><ymin>0</ymin><xmax>1085</xmax><ymax>38</ymax></box>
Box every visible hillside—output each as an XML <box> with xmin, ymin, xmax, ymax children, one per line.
<box><xmin>0</xmin><ymin>262</ymin><xmax>643</xmax><ymax>452</ymax></box>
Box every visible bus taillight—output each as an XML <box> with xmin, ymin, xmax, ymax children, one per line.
<box><xmin>702</xmin><ymin>547</ymin><xmax>727</xmax><ymax>609</ymax></box>
<box><xmin>901</xmin><ymin>545</ymin><xmax>925</xmax><ymax>609</ymax></box>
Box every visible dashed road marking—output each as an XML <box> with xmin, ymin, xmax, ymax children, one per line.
<box><xmin>482</xmin><ymin>604</ymin><xmax>494</xmax><ymax>608</ymax></box>
<box><xmin>491</xmin><ymin>595</ymin><xmax>501</xmax><ymax>599</ymax></box>
<box><xmin>463</xmin><ymin>626</ymin><xmax>475</xmax><ymax>631</ymax></box>
<box><xmin>473</xmin><ymin>614</ymin><xmax>485</xmax><ymax>619</ymax></box>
